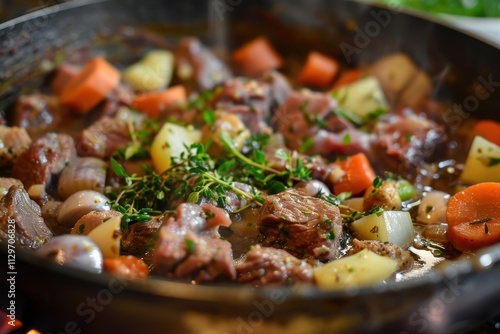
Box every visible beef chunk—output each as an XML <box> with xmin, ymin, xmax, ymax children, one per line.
<box><xmin>348</xmin><ymin>238</ymin><xmax>413</xmax><ymax>271</ymax></box>
<box><xmin>210</xmin><ymin>77</ymin><xmax>272</xmax><ymax>134</ymax></box>
<box><xmin>153</xmin><ymin>203</ymin><xmax>236</xmax><ymax>282</ymax></box>
<box><xmin>97</xmin><ymin>84</ymin><xmax>134</xmax><ymax>119</ymax></box>
<box><xmin>265</xmin><ymin>148</ymin><xmax>331</xmax><ymax>181</ymax></box>
<box><xmin>259</xmin><ymin>189</ymin><xmax>343</xmax><ymax>261</ymax></box>
<box><xmin>274</xmin><ymin>90</ymin><xmax>371</xmax><ymax>157</ymax></box>
<box><xmin>0</xmin><ymin>185</ymin><xmax>52</xmax><ymax>249</ymax></box>
<box><xmin>12</xmin><ymin>133</ymin><xmax>76</xmax><ymax>190</ymax></box>
<box><xmin>236</xmin><ymin>245</ymin><xmax>313</xmax><ymax>286</ymax></box>
<box><xmin>0</xmin><ymin>125</ymin><xmax>32</xmax><ymax>167</ymax></box>
<box><xmin>261</xmin><ymin>71</ymin><xmax>292</xmax><ymax>106</ymax></box>
<box><xmin>175</xmin><ymin>37</ymin><xmax>232</xmax><ymax>92</ymax></box>
<box><xmin>76</xmin><ymin>116</ymin><xmax>130</xmax><ymax>158</ymax></box>
<box><xmin>12</xmin><ymin>94</ymin><xmax>65</xmax><ymax>138</ymax></box>
<box><xmin>121</xmin><ymin>216</ymin><xmax>162</xmax><ymax>257</ymax></box>
<box><xmin>374</xmin><ymin>109</ymin><xmax>448</xmax><ymax>171</ymax></box>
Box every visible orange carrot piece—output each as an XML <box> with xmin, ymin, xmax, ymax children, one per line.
<box><xmin>297</xmin><ymin>51</ymin><xmax>339</xmax><ymax>87</ymax></box>
<box><xmin>59</xmin><ymin>57</ymin><xmax>120</xmax><ymax>114</ymax></box>
<box><xmin>332</xmin><ymin>69</ymin><xmax>363</xmax><ymax>89</ymax></box>
<box><xmin>473</xmin><ymin>120</ymin><xmax>500</xmax><ymax>147</ymax></box>
<box><xmin>446</xmin><ymin>182</ymin><xmax>500</xmax><ymax>251</ymax></box>
<box><xmin>51</xmin><ymin>63</ymin><xmax>80</xmax><ymax>95</ymax></box>
<box><xmin>232</xmin><ymin>37</ymin><xmax>283</xmax><ymax>76</ymax></box>
<box><xmin>132</xmin><ymin>85</ymin><xmax>187</xmax><ymax>117</ymax></box>
<box><xmin>103</xmin><ymin>255</ymin><xmax>149</xmax><ymax>279</ymax></box>
<box><xmin>333</xmin><ymin>153</ymin><xmax>376</xmax><ymax>196</ymax></box>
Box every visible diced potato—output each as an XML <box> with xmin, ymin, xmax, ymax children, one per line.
<box><xmin>123</xmin><ymin>50</ymin><xmax>174</xmax><ymax>92</ymax></box>
<box><xmin>87</xmin><ymin>215</ymin><xmax>121</xmax><ymax>258</ymax></box>
<box><xmin>314</xmin><ymin>249</ymin><xmax>398</xmax><ymax>290</ymax></box>
<box><xmin>150</xmin><ymin>122</ymin><xmax>201</xmax><ymax>174</ymax></box>
<box><xmin>351</xmin><ymin>211</ymin><xmax>415</xmax><ymax>247</ymax></box>
<box><xmin>460</xmin><ymin>136</ymin><xmax>500</xmax><ymax>184</ymax></box>
<box><xmin>342</xmin><ymin>197</ymin><xmax>364</xmax><ymax>212</ymax></box>
<box><xmin>332</xmin><ymin>76</ymin><xmax>388</xmax><ymax>119</ymax></box>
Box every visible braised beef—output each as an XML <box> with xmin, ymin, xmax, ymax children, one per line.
<box><xmin>273</xmin><ymin>90</ymin><xmax>371</xmax><ymax>157</ymax></box>
<box><xmin>0</xmin><ymin>125</ymin><xmax>32</xmax><ymax>167</ymax></box>
<box><xmin>175</xmin><ymin>37</ymin><xmax>232</xmax><ymax>92</ymax></box>
<box><xmin>153</xmin><ymin>203</ymin><xmax>236</xmax><ymax>282</ymax></box>
<box><xmin>236</xmin><ymin>245</ymin><xmax>313</xmax><ymax>285</ymax></box>
<box><xmin>0</xmin><ymin>185</ymin><xmax>52</xmax><ymax>249</ymax></box>
<box><xmin>348</xmin><ymin>238</ymin><xmax>413</xmax><ymax>271</ymax></box>
<box><xmin>12</xmin><ymin>94</ymin><xmax>65</xmax><ymax>138</ymax></box>
<box><xmin>210</xmin><ymin>77</ymin><xmax>272</xmax><ymax>134</ymax></box>
<box><xmin>76</xmin><ymin>116</ymin><xmax>130</xmax><ymax>158</ymax></box>
<box><xmin>12</xmin><ymin>133</ymin><xmax>76</xmax><ymax>190</ymax></box>
<box><xmin>259</xmin><ymin>189</ymin><xmax>343</xmax><ymax>261</ymax></box>
<box><xmin>374</xmin><ymin>109</ymin><xmax>448</xmax><ymax>171</ymax></box>
<box><xmin>121</xmin><ymin>216</ymin><xmax>162</xmax><ymax>257</ymax></box>
<box><xmin>261</xmin><ymin>71</ymin><xmax>292</xmax><ymax>106</ymax></box>
<box><xmin>97</xmin><ymin>84</ymin><xmax>134</xmax><ymax>119</ymax></box>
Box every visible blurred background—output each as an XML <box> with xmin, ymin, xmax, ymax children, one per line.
<box><xmin>1</xmin><ymin>0</ymin><xmax>500</xmax><ymax>43</ymax></box>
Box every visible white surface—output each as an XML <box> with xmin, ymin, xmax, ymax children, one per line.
<box><xmin>440</xmin><ymin>15</ymin><xmax>500</xmax><ymax>46</ymax></box>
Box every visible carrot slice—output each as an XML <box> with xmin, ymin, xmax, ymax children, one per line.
<box><xmin>473</xmin><ymin>120</ymin><xmax>500</xmax><ymax>147</ymax></box>
<box><xmin>332</xmin><ymin>69</ymin><xmax>363</xmax><ymax>89</ymax></box>
<box><xmin>103</xmin><ymin>255</ymin><xmax>149</xmax><ymax>279</ymax></box>
<box><xmin>447</xmin><ymin>182</ymin><xmax>500</xmax><ymax>251</ymax></box>
<box><xmin>132</xmin><ymin>85</ymin><xmax>187</xmax><ymax>117</ymax></box>
<box><xmin>60</xmin><ymin>57</ymin><xmax>120</xmax><ymax>114</ymax></box>
<box><xmin>297</xmin><ymin>51</ymin><xmax>339</xmax><ymax>87</ymax></box>
<box><xmin>51</xmin><ymin>63</ymin><xmax>80</xmax><ymax>95</ymax></box>
<box><xmin>232</xmin><ymin>37</ymin><xmax>283</xmax><ymax>76</ymax></box>
<box><xmin>333</xmin><ymin>153</ymin><xmax>376</xmax><ymax>196</ymax></box>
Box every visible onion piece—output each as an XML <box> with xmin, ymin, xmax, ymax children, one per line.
<box><xmin>351</xmin><ymin>211</ymin><xmax>415</xmax><ymax>247</ymax></box>
<box><xmin>416</xmin><ymin>191</ymin><xmax>449</xmax><ymax>225</ymax></box>
<box><xmin>57</xmin><ymin>190</ymin><xmax>110</xmax><ymax>228</ymax></box>
<box><xmin>57</xmin><ymin>157</ymin><xmax>107</xmax><ymax>199</ymax></box>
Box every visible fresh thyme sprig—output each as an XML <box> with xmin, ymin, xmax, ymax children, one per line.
<box><xmin>108</xmin><ymin>131</ymin><xmax>314</xmax><ymax>228</ymax></box>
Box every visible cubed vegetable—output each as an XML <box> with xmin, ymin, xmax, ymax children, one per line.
<box><xmin>150</xmin><ymin>122</ymin><xmax>201</xmax><ymax>174</ymax></box>
<box><xmin>351</xmin><ymin>211</ymin><xmax>415</xmax><ymax>247</ymax></box>
<box><xmin>314</xmin><ymin>249</ymin><xmax>398</xmax><ymax>289</ymax></box>
<box><xmin>460</xmin><ymin>136</ymin><xmax>500</xmax><ymax>184</ymax></box>
<box><xmin>123</xmin><ymin>50</ymin><xmax>174</xmax><ymax>92</ymax></box>
<box><xmin>87</xmin><ymin>215</ymin><xmax>122</xmax><ymax>258</ymax></box>
<box><xmin>331</xmin><ymin>76</ymin><xmax>388</xmax><ymax>120</ymax></box>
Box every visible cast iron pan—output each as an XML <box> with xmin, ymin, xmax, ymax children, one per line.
<box><xmin>1</xmin><ymin>1</ymin><xmax>500</xmax><ymax>333</ymax></box>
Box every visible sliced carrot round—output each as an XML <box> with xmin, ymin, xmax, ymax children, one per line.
<box><xmin>297</xmin><ymin>51</ymin><xmax>339</xmax><ymax>87</ymax></box>
<box><xmin>446</xmin><ymin>182</ymin><xmax>500</xmax><ymax>251</ymax></box>
<box><xmin>232</xmin><ymin>37</ymin><xmax>283</xmax><ymax>76</ymax></box>
<box><xmin>132</xmin><ymin>85</ymin><xmax>187</xmax><ymax>117</ymax></box>
<box><xmin>60</xmin><ymin>57</ymin><xmax>120</xmax><ymax>114</ymax></box>
<box><xmin>473</xmin><ymin>120</ymin><xmax>500</xmax><ymax>147</ymax></box>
